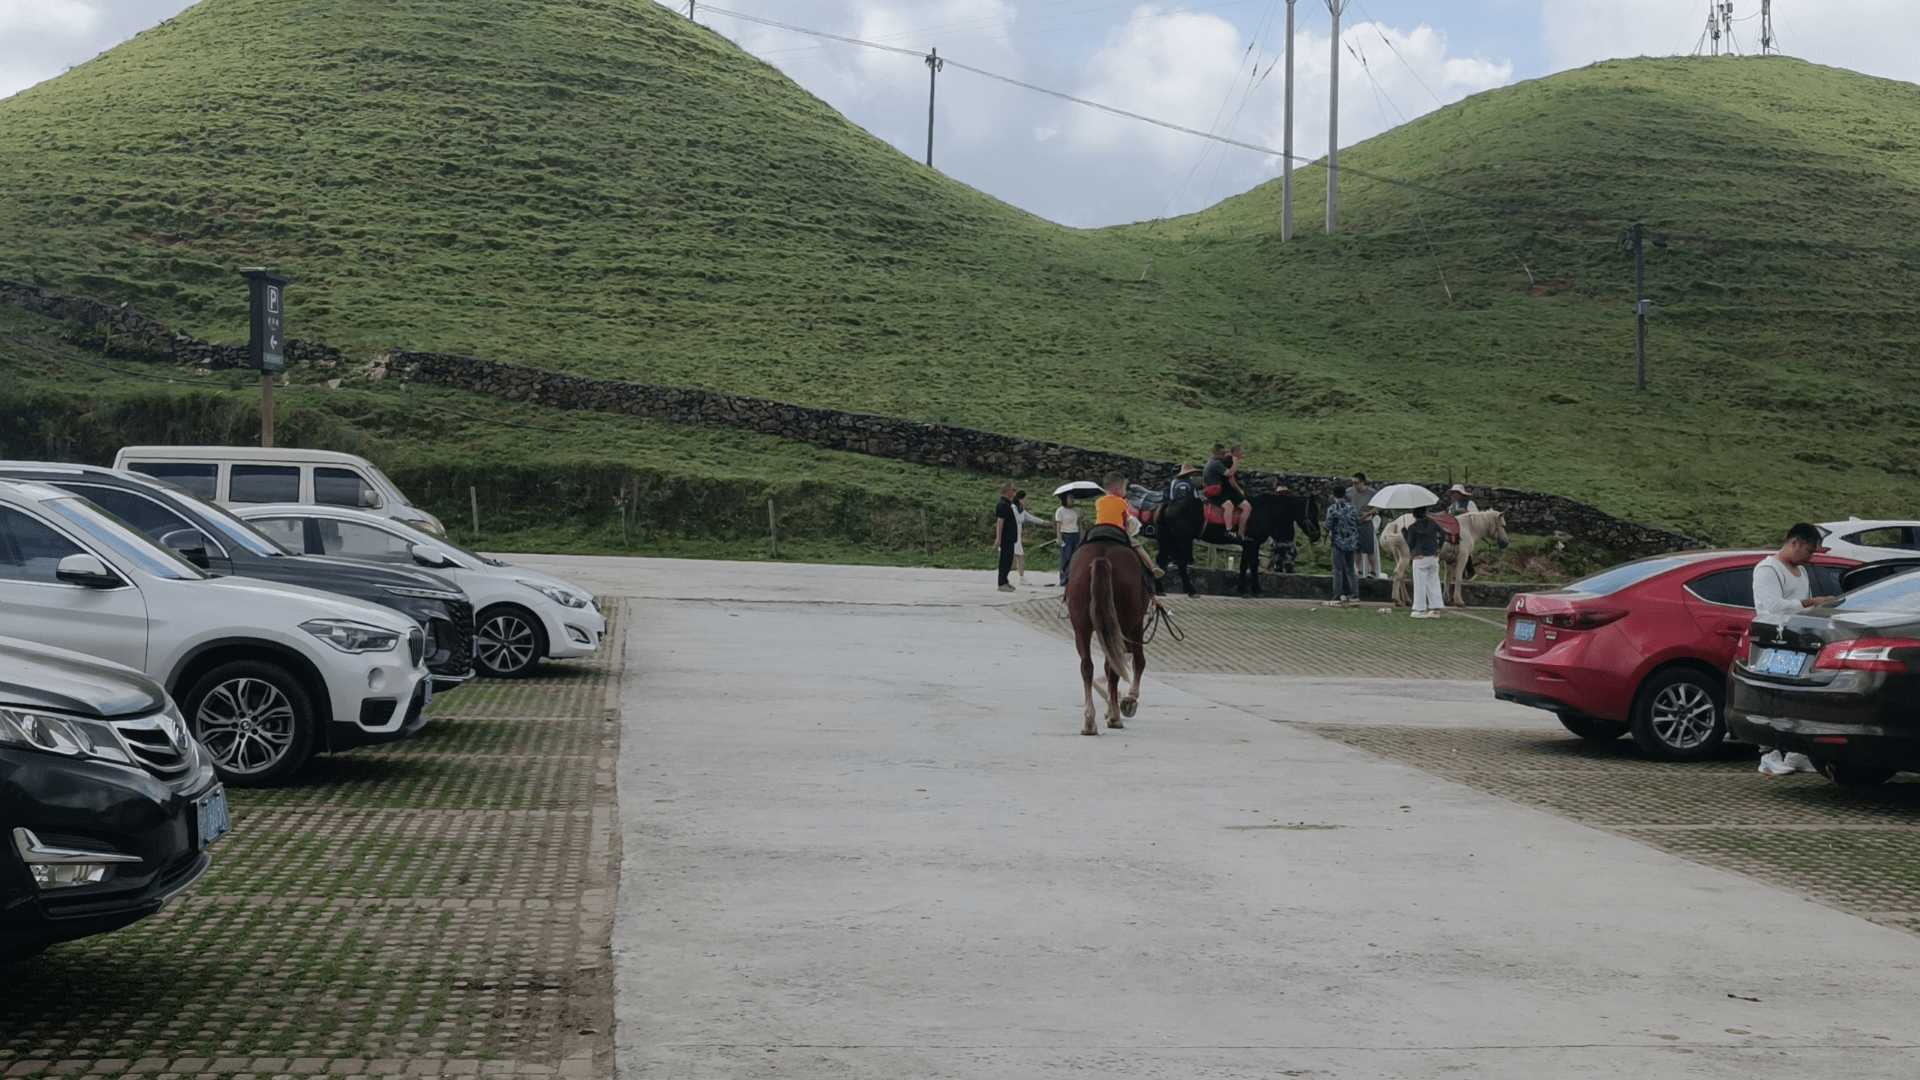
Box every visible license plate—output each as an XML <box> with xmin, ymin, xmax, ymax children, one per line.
<box><xmin>1753</xmin><ymin>648</ymin><xmax>1808</xmax><ymax>677</ymax></box>
<box><xmin>197</xmin><ymin>787</ymin><xmax>232</xmax><ymax>849</ymax></box>
<box><xmin>1513</xmin><ymin>619</ymin><xmax>1537</xmax><ymax>643</ymax></box>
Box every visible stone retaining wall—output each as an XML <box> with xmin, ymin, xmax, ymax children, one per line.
<box><xmin>1</xmin><ymin>276</ymin><xmax>1705</xmax><ymax>559</ymax></box>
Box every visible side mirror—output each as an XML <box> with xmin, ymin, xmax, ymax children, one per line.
<box><xmin>359</xmin><ymin>489</ymin><xmax>382</xmax><ymax>508</ymax></box>
<box><xmin>158</xmin><ymin>528</ymin><xmax>212</xmax><ymax>569</ymax></box>
<box><xmin>56</xmin><ymin>554</ymin><xmax>124</xmax><ymax>588</ymax></box>
<box><xmin>409</xmin><ymin>544</ymin><xmax>452</xmax><ymax>569</ymax></box>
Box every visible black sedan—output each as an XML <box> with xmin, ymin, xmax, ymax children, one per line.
<box><xmin>1</xmin><ymin>637</ymin><xmax>226</xmax><ymax>963</ymax></box>
<box><xmin>0</xmin><ymin>463</ymin><xmax>475</xmax><ymax>692</ymax></box>
<box><xmin>1727</xmin><ymin>568</ymin><xmax>1920</xmax><ymax>786</ymax></box>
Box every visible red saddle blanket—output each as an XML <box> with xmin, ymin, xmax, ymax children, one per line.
<box><xmin>1431</xmin><ymin>512</ymin><xmax>1460</xmax><ymax>545</ymax></box>
<box><xmin>1204</xmin><ymin>503</ymin><xmax>1229</xmax><ymax>528</ymax></box>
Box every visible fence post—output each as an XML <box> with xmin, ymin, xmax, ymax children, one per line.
<box><xmin>768</xmin><ymin>498</ymin><xmax>779</xmax><ymax>559</ymax></box>
<box><xmin>921</xmin><ymin>508</ymin><xmax>932</xmax><ymax>558</ymax></box>
<box><xmin>469</xmin><ymin>486</ymin><xmax>480</xmax><ymax>536</ymax></box>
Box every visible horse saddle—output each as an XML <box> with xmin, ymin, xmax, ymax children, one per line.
<box><xmin>1082</xmin><ymin>523</ymin><xmax>1132</xmax><ymax>546</ymax></box>
<box><xmin>1127</xmin><ymin>484</ymin><xmax>1166</xmax><ymax>524</ymax></box>
<box><xmin>1431</xmin><ymin>512</ymin><xmax>1461</xmax><ymax>545</ymax></box>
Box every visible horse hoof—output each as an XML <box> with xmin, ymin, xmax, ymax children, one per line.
<box><xmin>1082</xmin><ymin>728</ymin><xmax>1099</xmax><ymax>736</ymax></box>
<box><xmin>1120</xmin><ymin>697</ymin><xmax>1138</xmax><ymax>719</ymax></box>
<box><xmin>1108</xmin><ymin>720</ymin><xmax>1124</xmax><ymax>729</ymax></box>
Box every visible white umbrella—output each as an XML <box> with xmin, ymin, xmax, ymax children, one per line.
<box><xmin>1368</xmin><ymin>483</ymin><xmax>1439</xmax><ymax>510</ymax></box>
<box><xmin>1053</xmin><ymin>481</ymin><xmax>1106</xmax><ymax>498</ymax></box>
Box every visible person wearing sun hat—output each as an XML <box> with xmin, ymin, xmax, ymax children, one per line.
<box><xmin>1446</xmin><ymin>484</ymin><xmax>1479</xmax><ymax>515</ymax></box>
<box><xmin>1169</xmin><ymin>463</ymin><xmax>1203</xmax><ymax>502</ymax></box>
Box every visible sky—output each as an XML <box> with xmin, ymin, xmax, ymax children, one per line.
<box><xmin>3</xmin><ymin>1</ymin><xmax>1918</xmax><ymax>227</ymax></box>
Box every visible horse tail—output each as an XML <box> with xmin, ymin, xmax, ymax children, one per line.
<box><xmin>1090</xmin><ymin>558</ymin><xmax>1128</xmax><ymax>679</ymax></box>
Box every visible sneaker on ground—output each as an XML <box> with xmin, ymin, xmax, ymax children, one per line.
<box><xmin>1757</xmin><ymin>750</ymin><xmax>1795</xmax><ymax>776</ymax></box>
<box><xmin>997</xmin><ymin>584</ymin><xmax>1016</xmax><ymax>593</ymax></box>
<box><xmin>1782</xmin><ymin>751</ymin><xmax>1819</xmax><ymax>774</ymax></box>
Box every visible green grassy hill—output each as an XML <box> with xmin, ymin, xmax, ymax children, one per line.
<box><xmin>2</xmin><ymin>0</ymin><xmax>1919</xmax><ymax>550</ymax></box>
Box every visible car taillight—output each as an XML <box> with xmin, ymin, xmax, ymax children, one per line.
<box><xmin>1813</xmin><ymin>637</ymin><xmax>1920</xmax><ymax>673</ymax></box>
<box><xmin>1541</xmin><ymin>608</ymin><xmax>1628</xmax><ymax>631</ymax></box>
<box><xmin>1735</xmin><ymin>626</ymin><xmax>1752</xmax><ymax>662</ymax></box>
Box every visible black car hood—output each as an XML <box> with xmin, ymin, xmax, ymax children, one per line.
<box><xmin>279</xmin><ymin>555</ymin><xmax>461</xmax><ymax>596</ymax></box>
<box><xmin>0</xmin><ymin>636</ymin><xmax>166</xmax><ymax>718</ymax></box>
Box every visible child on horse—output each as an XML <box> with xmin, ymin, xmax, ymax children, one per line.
<box><xmin>1086</xmin><ymin>472</ymin><xmax>1167</xmax><ymax>604</ymax></box>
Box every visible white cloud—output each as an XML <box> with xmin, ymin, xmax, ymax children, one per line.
<box><xmin>1541</xmin><ymin>0</ymin><xmax>1920</xmax><ymax>86</ymax></box>
<box><xmin>0</xmin><ymin>0</ymin><xmax>190</xmax><ymax>99</ymax></box>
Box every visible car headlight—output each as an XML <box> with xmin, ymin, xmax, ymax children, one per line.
<box><xmin>0</xmin><ymin>708</ymin><xmax>135</xmax><ymax>766</ymax></box>
<box><xmin>410</xmin><ymin>517</ymin><xmax>447</xmax><ymax>537</ymax></box>
<box><xmin>384</xmin><ymin>585</ymin><xmax>463</xmax><ymax>601</ymax></box>
<box><xmin>517</xmin><ymin>580</ymin><xmax>589</xmax><ymax>608</ymax></box>
<box><xmin>301</xmin><ymin>619</ymin><xmax>402</xmax><ymax>653</ymax></box>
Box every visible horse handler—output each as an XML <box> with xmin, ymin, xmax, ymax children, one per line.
<box><xmin>1406</xmin><ymin>505</ymin><xmax>1447</xmax><ymax>618</ymax></box>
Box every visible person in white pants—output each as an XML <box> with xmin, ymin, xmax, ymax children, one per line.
<box><xmin>1405</xmin><ymin>505</ymin><xmax>1447</xmax><ymax>618</ymax></box>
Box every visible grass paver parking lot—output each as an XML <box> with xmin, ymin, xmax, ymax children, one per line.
<box><xmin>1313</xmin><ymin>726</ymin><xmax>1920</xmax><ymax>938</ymax></box>
<box><xmin>0</xmin><ymin>607</ymin><xmax>624</xmax><ymax>1079</ymax></box>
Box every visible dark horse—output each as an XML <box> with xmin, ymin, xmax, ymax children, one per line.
<box><xmin>1066</xmin><ymin>533</ymin><xmax>1149</xmax><ymax>735</ymax></box>
<box><xmin>1152</xmin><ymin>492</ymin><xmax>1322</xmax><ymax>597</ymax></box>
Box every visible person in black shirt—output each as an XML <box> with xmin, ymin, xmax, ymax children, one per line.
<box><xmin>993</xmin><ymin>483</ymin><xmax>1018</xmax><ymax>592</ymax></box>
<box><xmin>1405</xmin><ymin>505</ymin><xmax>1446</xmax><ymax>618</ymax></box>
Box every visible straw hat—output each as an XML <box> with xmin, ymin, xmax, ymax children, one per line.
<box><xmin>1175</xmin><ymin>464</ymin><xmax>1203</xmax><ymax>479</ymax></box>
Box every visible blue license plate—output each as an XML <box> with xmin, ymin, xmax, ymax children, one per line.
<box><xmin>1513</xmin><ymin>619</ymin><xmax>1537</xmax><ymax>643</ymax></box>
<box><xmin>1754</xmin><ymin>648</ymin><xmax>1808</xmax><ymax>677</ymax></box>
<box><xmin>197</xmin><ymin>787</ymin><xmax>232</xmax><ymax>849</ymax></box>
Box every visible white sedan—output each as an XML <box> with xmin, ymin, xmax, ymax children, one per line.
<box><xmin>233</xmin><ymin>504</ymin><xmax>605</xmax><ymax>678</ymax></box>
<box><xmin>1816</xmin><ymin>519</ymin><xmax>1920</xmax><ymax>563</ymax></box>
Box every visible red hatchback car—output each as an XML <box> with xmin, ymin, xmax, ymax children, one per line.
<box><xmin>1494</xmin><ymin>550</ymin><xmax>1869</xmax><ymax>761</ymax></box>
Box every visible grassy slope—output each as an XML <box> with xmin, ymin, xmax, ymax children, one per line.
<box><xmin>1</xmin><ymin>1</ymin><xmax>1917</xmax><ymax>545</ymax></box>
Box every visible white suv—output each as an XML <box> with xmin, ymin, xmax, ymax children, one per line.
<box><xmin>0</xmin><ymin>480</ymin><xmax>431</xmax><ymax>786</ymax></box>
<box><xmin>1817</xmin><ymin>519</ymin><xmax>1920</xmax><ymax>563</ymax></box>
<box><xmin>113</xmin><ymin>446</ymin><xmax>446</xmax><ymax>537</ymax></box>
<box><xmin>232</xmin><ymin>504</ymin><xmax>604</xmax><ymax>678</ymax></box>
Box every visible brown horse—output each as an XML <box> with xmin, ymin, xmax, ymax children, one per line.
<box><xmin>1065</xmin><ymin>536</ymin><xmax>1149</xmax><ymax>735</ymax></box>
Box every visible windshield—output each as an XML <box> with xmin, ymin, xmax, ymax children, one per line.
<box><xmin>364</xmin><ymin>464</ymin><xmax>415</xmax><ymax>508</ymax></box>
<box><xmin>1563</xmin><ymin>556</ymin><xmax>1700</xmax><ymax>598</ymax></box>
<box><xmin>1830</xmin><ymin>569</ymin><xmax>1920</xmax><ymax>614</ymax></box>
<box><xmin>46</xmin><ymin>498</ymin><xmax>205</xmax><ymax>580</ymax></box>
<box><xmin>155</xmin><ymin>486</ymin><xmax>292</xmax><ymax>557</ymax></box>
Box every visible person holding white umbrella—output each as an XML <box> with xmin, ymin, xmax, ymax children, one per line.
<box><xmin>1367</xmin><ymin>482</ymin><xmax>1445</xmax><ymax>617</ymax></box>
<box><xmin>1050</xmin><ymin>481</ymin><xmax>1104</xmax><ymax>587</ymax></box>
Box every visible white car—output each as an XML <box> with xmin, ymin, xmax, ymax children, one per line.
<box><xmin>1816</xmin><ymin>519</ymin><xmax>1920</xmax><ymax>563</ymax></box>
<box><xmin>231</xmin><ymin>504</ymin><xmax>605</xmax><ymax>678</ymax></box>
<box><xmin>0</xmin><ymin>480</ymin><xmax>431</xmax><ymax>786</ymax></box>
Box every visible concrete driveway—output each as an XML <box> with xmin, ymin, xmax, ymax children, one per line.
<box><xmin>507</xmin><ymin>555</ymin><xmax>1920</xmax><ymax>1078</ymax></box>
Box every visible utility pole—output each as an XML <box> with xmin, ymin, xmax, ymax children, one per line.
<box><xmin>924</xmin><ymin>48</ymin><xmax>943</xmax><ymax>168</ymax></box>
<box><xmin>1619</xmin><ymin>224</ymin><xmax>1667</xmax><ymax>391</ymax></box>
<box><xmin>687</xmin><ymin>0</ymin><xmax>694</xmax><ymax>18</ymax></box>
<box><xmin>1325</xmin><ymin>0</ymin><xmax>1351</xmax><ymax>234</ymax></box>
<box><xmin>1282</xmin><ymin>0</ymin><xmax>1297</xmax><ymax>242</ymax></box>
<box><xmin>1760</xmin><ymin>0</ymin><xmax>1775</xmax><ymax>55</ymax></box>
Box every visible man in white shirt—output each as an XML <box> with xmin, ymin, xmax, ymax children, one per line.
<box><xmin>1752</xmin><ymin>523</ymin><xmax>1833</xmax><ymax>619</ymax></box>
<box><xmin>1751</xmin><ymin>523</ymin><xmax>1834</xmax><ymax>775</ymax></box>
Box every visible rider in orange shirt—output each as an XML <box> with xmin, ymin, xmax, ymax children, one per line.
<box><xmin>1093</xmin><ymin>474</ymin><xmax>1167</xmax><ymax>585</ymax></box>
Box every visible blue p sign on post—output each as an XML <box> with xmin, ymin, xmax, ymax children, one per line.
<box><xmin>242</xmin><ymin>268</ymin><xmax>290</xmax><ymax>372</ymax></box>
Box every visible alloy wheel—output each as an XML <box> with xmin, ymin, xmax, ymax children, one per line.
<box><xmin>193</xmin><ymin>677</ymin><xmax>298</xmax><ymax>776</ymax></box>
<box><xmin>477</xmin><ymin>612</ymin><xmax>538</xmax><ymax>676</ymax></box>
<box><xmin>1649</xmin><ymin>682</ymin><xmax>1716</xmax><ymax>750</ymax></box>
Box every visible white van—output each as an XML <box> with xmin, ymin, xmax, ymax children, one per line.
<box><xmin>113</xmin><ymin>446</ymin><xmax>446</xmax><ymax>537</ymax></box>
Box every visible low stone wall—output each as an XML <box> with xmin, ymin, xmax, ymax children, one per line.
<box><xmin>1</xmin><ymin>275</ymin><xmax>1705</xmax><ymax>559</ymax></box>
<box><xmin>380</xmin><ymin>347</ymin><xmax>1705</xmax><ymax>559</ymax></box>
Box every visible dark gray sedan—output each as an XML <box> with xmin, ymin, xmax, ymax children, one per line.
<box><xmin>1727</xmin><ymin>568</ymin><xmax>1920</xmax><ymax>786</ymax></box>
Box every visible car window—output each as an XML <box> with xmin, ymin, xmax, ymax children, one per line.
<box><xmin>45</xmin><ymin>498</ymin><xmax>203</xmax><ymax>579</ymax></box>
<box><xmin>63</xmin><ymin>483</ymin><xmax>204</xmax><ymax>546</ymax></box>
<box><xmin>125</xmin><ymin>461</ymin><xmax>217</xmax><ymax>499</ymax></box>
<box><xmin>230</xmin><ymin>464</ymin><xmax>300</xmax><ymax>503</ymax></box>
<box><xmin>247</xmin><ymin>516</ymin><xmax>308</xmax><ymax>553</ymax></box>
<box><xmin>363</xmin><ymin>463</ymin><xmax>414</xmax><ymax>507</ymax></box>
<box><xmin>315</xmin><ymin>518</ymin><xmax>415</xmax><ymax>563</ymax></box>
<box><xmin>161</xmin><ymin>491</ymin><xmax>288</xmax><ymax>557</ymax></box>
<box><xmin>0</xmin><ymin>506</ymin><xmax>88</xmax><ymax>583</ymax></box>
<box><xmin>1831</xmin><ymin>570</ymin><xmax>1920</xmax><ymax>613</ymax></box>
<box><xmin>1807</xmin><ymin>564</ymin><xmax>1846</xmax><ymax>597</ymax></box>
<box><xmin>1564</xmin><ymin>557</ymin><xmax>1698</xmax><ymax>598</ymax></box>
<box><xmin>1844</xmin><ymin>527</ymin><xmax>1911</xmax><ymax>549</ymax></box>
<box><xmin>1684</xmin><ymin>567</ymin><xmax>1755</xmax><ymax>608</ymax></box>
<box><xmin>314</xmin><ymin>467</ymin><xmax>380</xmax><ymax>508</ymax></box>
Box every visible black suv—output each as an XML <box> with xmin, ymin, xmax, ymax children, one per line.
<box><xmin>0</xmin><ymin>463</ymin><xmax>475</xmax><ymax>693</ymax></box>
<box><xmin>2</xmin><ymin>637</ymin><xmax>227</xmax><ymax>963</ymax></box>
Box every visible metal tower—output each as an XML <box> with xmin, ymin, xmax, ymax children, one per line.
<box><xmin>1282</xmin><ymin>0</ymin><xmax>1297</xmax><ymax>242</ymax></box>
<box><xmin>1325</xmin><ymin>0</ymin><xmax>1352</xmax><ymax>235</ymax></box>
<box><xmin>1761</xmin><ymin>0</ymin><xmax>1776</xmax><ymax>55</ymax></box>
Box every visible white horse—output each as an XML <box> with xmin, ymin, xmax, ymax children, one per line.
<box><xmin>1379</xmin><ymin>510</ymin><xmax>1510</xmax><ymax>607</ymax></box>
